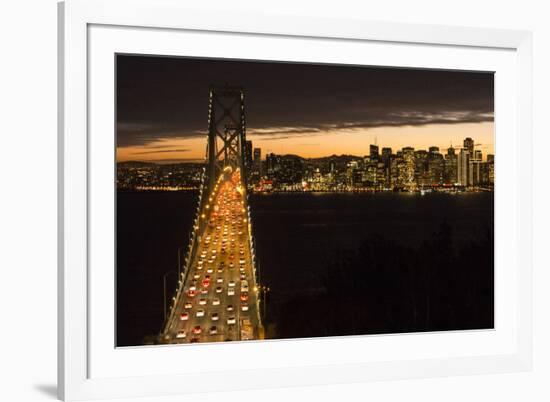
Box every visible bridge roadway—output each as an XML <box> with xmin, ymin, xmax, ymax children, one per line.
<box><xmin>164</xmin><ymin>169</ymin><xmax>261</xmax><ymax>343</ymax></box>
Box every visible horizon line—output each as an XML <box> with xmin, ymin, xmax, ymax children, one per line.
<box><xmin>118</xmin><ymin>149</ymin><xmax>495</xmax><ymax>165</ymax></box>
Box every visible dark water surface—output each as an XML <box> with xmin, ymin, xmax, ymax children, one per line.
<box><xmin>251</xmin><ymin>192</ymin><xmax>493</xmax><ymax>293</ymax></box>
<box><xmin>117</xmin><ymin>191</ymin><xmax>493</xmax><ymax>346</ymax></box>
<box><xmin>116</xmin><ymin>191</ymin><xmax>198</xmax><ymax>346</ymax></box>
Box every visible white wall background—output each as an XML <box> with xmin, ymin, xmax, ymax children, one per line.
<box><xmin>0</xmin><ymin>0</ymin><xmax>548</xmax><ymax>401</ymax></box>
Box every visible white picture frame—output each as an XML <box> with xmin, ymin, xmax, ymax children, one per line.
<box><xmin>58</xmin><ymin>0</ymin><xmax>533</xmax><ymax>400</ymax></box>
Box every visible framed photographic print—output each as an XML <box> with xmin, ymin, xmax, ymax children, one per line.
<box><xmin>58</xmin><ymin>0</ymin><xmax>533</xmax><ymax>400</ymax></box>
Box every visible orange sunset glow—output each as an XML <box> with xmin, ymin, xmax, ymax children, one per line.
<box><xmin>116</xmin><ymin>55</ymin><xmax>494</xmax><ymax>165</ymax></box>
<box><xmin>116</xmin><ymin>121</ymin><xmax>494</xmax><ymax>163</ymax></box>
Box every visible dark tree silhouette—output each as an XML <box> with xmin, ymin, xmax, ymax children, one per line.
<box><xmin>272</xmin><ymin>221</ymin><xmax>494</xmax><ymax>339</ymax></box>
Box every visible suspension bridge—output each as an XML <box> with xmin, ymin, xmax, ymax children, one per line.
<box><xmin>161</xmin><ymin>86</ymin><xmax>263</xmax><ymax>343</ymax></box>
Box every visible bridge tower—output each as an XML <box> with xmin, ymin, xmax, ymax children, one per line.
<box><xmin>206</xmin><ymin>86</ymin><xmax>248</xmax><ymax>192</ymax></box>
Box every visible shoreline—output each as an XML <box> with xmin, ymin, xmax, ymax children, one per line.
<box><xmin>117</xmin><ymin>188</ymin><xmax>494</xmax><ymax>194</ymax></box>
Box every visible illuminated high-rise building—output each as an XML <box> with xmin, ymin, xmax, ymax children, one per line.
<box><xmin>347</xmin><ymin>160</ymin><xmax>360</xmax><ymax>186</ymax></box>
<box><xmin>469</xmin><ymin>149</ymin><xmax>482</xmax><ymax>186</ymax></box>
<box><xmin>266</xmin><ymin>153</ymin><xmax>281</xmax><ymax>177</ymax></box>
<box><xmin>444</xmin><ymin>147</ymin><xmax>458</xmax><ymax>184</ymax></box>
<box><xmin>487</xmin><ymin>154</ymin><xmax>495</xmax><ymax>184</ymax></box>
<box><xmin>253</xmin><ymin>147</ymin><xmax>261</xmax><ymax>167</ymax></box>
<box><xmin>391</xmin><ymin>157</ymin><xmax>404</xmax><ymax>189</ymax></box>
<box><xmin>428</xmin><ymin>149</ymin><xmax>444</xmax><ymax>185</ymax></box>
<box><xmin>415</xmin><ymin>150</ymin><xmax>429</xmax><ymax>187</ymax></box>
<box><xmin>381</xmin><ymin>147</ymin><xmax>392</xmax><ymax>163</ymax></box>
<box><xmin>252</xmin><ymin>147</ymin><xmax>262</xmax><ymax>180</ymax></box>
<box><xmin>381</xmin><ymin>148</ymin><xmax>392</xmax><ymax>187</ymax></box>
<box><xmin>402</xmin><ymin>147</ymin><xmax>416</xmax><ymax>190</ymax></box>
<box><xmin>244</xmin><ymin>140</ymin><xmax>253</xmax><ymax>170</ymax></box>
<box><xmin>463</xmin><ymin>137</ymin><xmax>474</xmax><ymax>155</ymax></box>
<box><xmin>458</xmin><ymin>148</ymin><xmax>470</xmax><ymax>186</ymax></box>
<box><xmin>469</xmin><ymin>159</ymin><xmax>482</xmax><ymax>186</ymax></box>
<box><xmin>370</xmin><ymin>144</ymin><xmax>379</xmax><ymax>162</ymax></box>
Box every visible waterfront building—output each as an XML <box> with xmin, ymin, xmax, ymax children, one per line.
<box><xmin>415</xmin><ymin>150</ymin><xmax>430</xmax><ymax>187</ymax></box>
<box><xmin>402</xmin><ymin>147</ymin><xmax>416</xmax><ymax>191</ymax></box>
<box><xmin>469</xmin><ymin>150</ymin><xmax>482</xmax><ymax>186</ymax></box>
<box><xmin>444</xmin><ymin>147</ymin><xmax>458</xmax><ymax>184</ymax></box>
<box><xmin>266</xmin><ymin>153</ymin><xmax>281</xmax><ymax>177</ymax></box>
<box><xmin>487</xmin><ymin>154</ymin><xmax>495</xmax><ymax>184</ymax></box>
<box><xmin>458</xmin><ymin>148</ymin><xmax>470</xmax><ymax>186</ymax></box>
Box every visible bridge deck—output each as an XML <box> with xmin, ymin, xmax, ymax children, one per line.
<box><xmin>163</xmin><ymin>169</ymin><xmax>261</xmax><ymax>343</ymax></box>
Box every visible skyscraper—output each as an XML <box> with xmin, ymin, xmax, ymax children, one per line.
<box><xmin>381</xmin><ymin>147</ymin><xmax>392</xmax><ymax>163</ymax></box>
<box><xmin>252</xmin><ymin>147</ymin><xmax>262</xmax><ymax>180</ymax></box>
<box><xmin>370</xmin><ymin>144</ymin><xmax>379</xmax><ymax>162</ymax></box>
<box><xmin>253</xmin><ymin>147</ymin><xmax>261</xmax><ymax>168</ymax></box>
<box><xmin>266</xmin><ymin>153</ymin><xmax>281</xmax><ymax>177</ymax></box>
<box><xmin>487</xmin><ymin>154</ymin><xmax>495</xmax><ymax>184</ymax></box>
<box><xmin>402</xmin><ymin>147</ymin><xmax>416</xmax><ymax>191</ymax></box>
<box><xmin>244</xmin><ymin>140</ymin><xmax>253</xmax><ymax>169</ymax></box>
<box><xmin>381</xmin><ymin>147</ymin><xmax>392</xmax><ymax>188</ymax></box>
<box><xmin>428</xmin><ymin>149</ymin><xmax>444</xmax><ymax>185</ymax></box>
<box><xmin>458</xmin><ymin>148</ymin><xmax>470</xmax><ymax>186</ymax></box>
<box><xmin>469</xmin><ymin>150</ymin><xmax>482</xmax><ymax>186</ymax></box>
<box><xmin>391</xmin><ymin>156</ymin><xmax>403</xmax><ymax>189</ymax></box>
<box><xmin>463</xmin><ymin>137</ymin><xmax>474</xmax><ymax>155</ymax></box>
<box><xmin>444</xmin><ymin>147</ymin><xmax>458</xmax><ymax>184</ymax></box>
<box><xmin>414</xmin><ymin>150</ymin><xmax>429</xmax><ymax>187</ymax></box>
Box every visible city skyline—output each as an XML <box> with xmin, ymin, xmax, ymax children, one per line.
<box><xmin>116</xmin><ymin>55</ymin><xmax>494</xmax><ymax>163</ymax></box>
<box><xmin>118</xmin><ymin>135</ymin><xmax>494</xmax><ymax>193</ymax></box>
<box><xmin>117</xmin><ymin>133</ymin><xmax>494</xmax><ymax>164</ymax></box>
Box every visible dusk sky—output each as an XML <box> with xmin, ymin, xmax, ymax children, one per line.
<box><xmin>116</xmin><ymin>55</ymin><xmax>494</xmax><ymax>163</ymax></box>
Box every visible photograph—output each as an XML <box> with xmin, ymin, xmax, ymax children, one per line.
<box><xmin>115</xmin><ymin>54</ymin><xmax>495</xmax><ymax>347</ymax></box>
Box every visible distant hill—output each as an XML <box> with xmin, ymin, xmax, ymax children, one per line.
<box><xmin>117</xmin><ymin>160</ymin><xmax>205</xmax><ymax>167</ymax></box>
<box><xmin>117</xmin><ymin>161</ymin><xmax>157</xmax><ymax>167</ymax></box>
<box><xmin>275</xmin><ymin>154</ymin><xmax>363</xmax><ymax>162</ymax></box>
<box><xmin>302</xmin><ymin>154</ymin><xmax>364</xmax><ymax>164</ymax></box>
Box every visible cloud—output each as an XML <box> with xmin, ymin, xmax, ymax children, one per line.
<box><xmin>245</xmin><ymin>110</ymin><xmax>494</xmax><ymax>141</ymax></box>
<box><xmin>116</xmin><ymin>55</ymin><xmax>494</xmax><ymax>149</ymax></box>
<box><xmin>118</xmin><ymin>108</ymin><xmax>494</xmax><ymax>147</ymax></box>
<box><xmin>117</xmin><ymin>123</ymin><xmax>206</xmax><ymax>148</ymax></box>
<box><xmin>248</xmin><ymin>127</ymin><xmax>323</xmax><ymax>136</ymax></box>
